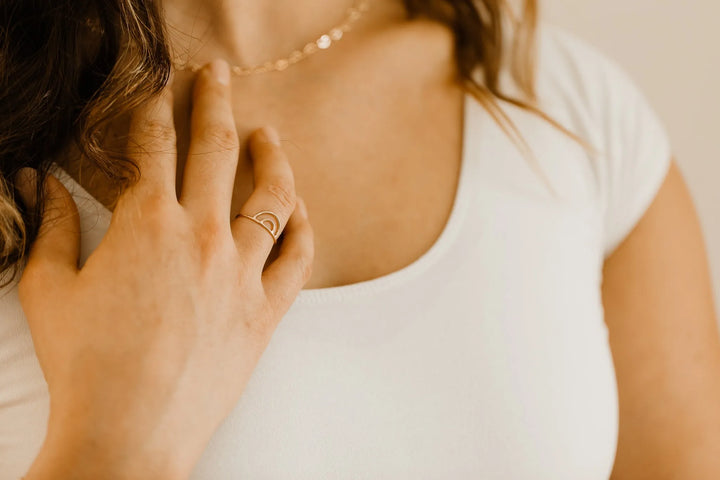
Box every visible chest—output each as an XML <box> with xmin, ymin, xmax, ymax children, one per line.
<box><xmin>188</xmin><ymin>185</ymin><xmax>616</xmax><ymax>479</ymax></box>
<box><xmin>1</xmin><ymin>118</ymin><xmax>617</xmax><ymax>477</ymax></box>
<box><xmin>70</xmin><ymin>26</ymin><xmax>465</xmax><ymax>290</ymax></box>
<box><xmin>188</xmin><ymin>77</ymin><xmax>465</xmax><ymax>289</ymax></box>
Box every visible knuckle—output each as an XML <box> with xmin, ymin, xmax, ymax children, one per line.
<box><xmin>197</xmin><ymin>122</ymin><xmax>239</xmax><ymax>151</ymax></box>
<box><xmin>122</xmin><ymin>191</ymin><xmax>173</xmax><ymax>223</ymax></box>
<box><xmin>142</xmin><ymin>191</ymin><xmax>171</xmax><ymax>211</ymax></box>
<box><xmin>195</xmin><ymin>216</ymin><xmax>227</xmax><ymax>250</ymax></box>
<box><xmin>116</xmin><ymin>193</ymin><xmax>177</xmax><ymax>235</ymax></box>
<box><xmin>264</xmin><ymin>182</ymin><xmax>295</xmax><ymax>211</ymax></box>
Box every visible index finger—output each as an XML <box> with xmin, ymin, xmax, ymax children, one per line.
<box><xmin>123</xmin><ymin>82</ymin><xmax>177</xmax><ymax>200</ymax></box>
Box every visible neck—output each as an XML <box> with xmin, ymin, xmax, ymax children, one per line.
<box><xmin>161</xmin><ymin>0</ymin><xmax>396</xmax><ymax>67</ymax></box>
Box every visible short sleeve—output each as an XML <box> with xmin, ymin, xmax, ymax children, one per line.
<box><xmin>597</xmin><ymin>64</ymin><xmax>672</xmax><ymax>258</ymax></box>
<box><xmin>539</xmin><ymin>26</ymin><xmax>673</xmax><ymax>258</ymax></box>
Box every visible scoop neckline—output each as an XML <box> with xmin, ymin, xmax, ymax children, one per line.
<box><xmin>296</xmin><ymin>93</ymin><xmax>474</xmax><ymax>305</ymax></box>
<box><xmin>55</xmin><ymin>93</ymin><xmax>476</xmax><ymax>307</ymax></box>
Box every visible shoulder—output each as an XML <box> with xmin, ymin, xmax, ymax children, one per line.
<box><xmin>534</xmin><ymin>23</ymin><xmax>644</xmax><ymax>111</ymax></box>
<box><xmin>532</xmin><ymin>22</ymin><xmax>669</xmax><ymax>149</ymax></box>
<box><xmin>530</xmin><ymin>23</ymin><xmax>673</xmax><ymax>257</ymax></box>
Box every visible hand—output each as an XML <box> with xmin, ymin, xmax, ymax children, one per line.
<box><xmin>18</xmin><ymin>60</ymin><xmax>314</xmax><ymax>480</ymax></box>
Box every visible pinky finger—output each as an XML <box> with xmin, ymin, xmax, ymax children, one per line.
<box><xmin>262</xmin><ymin>198</ymin><xmax>314</xmax><ymax>311</ymax></box>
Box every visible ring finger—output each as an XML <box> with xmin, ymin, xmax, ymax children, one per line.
<box><xmin>231</xmin><ymin>126</ymin><xmax>296</xmax><ymax>269</ymax></box>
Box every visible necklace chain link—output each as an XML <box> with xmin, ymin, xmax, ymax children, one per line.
<box><xmin>173</xmin><ymin>1</ymin><xmax>370</xmax><ymax>76</ymax></box>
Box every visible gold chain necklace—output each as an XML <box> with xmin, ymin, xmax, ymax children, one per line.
<box><xmin>173</xmin><ymin>1</ymin><xmax>370</xmax><ymax>76</ymax></box>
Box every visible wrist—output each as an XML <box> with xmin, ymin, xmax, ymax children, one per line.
<box><xmin>24</xmin><ymin>416</ymin><xmax>190</xmax><ymax>480</ymax></box>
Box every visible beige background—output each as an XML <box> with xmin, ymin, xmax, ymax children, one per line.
<box><xmin>542</xmin><ymin>0</ymin><xmax>720</xmax><ymax>311</ymax></box>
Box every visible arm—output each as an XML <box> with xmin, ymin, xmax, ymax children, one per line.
<box><xmin>603</xmin><ymin>160</ymin><xmax>720</xmax><ymax>479</ymax></box>
<box><xmin>19</xmin><ymin>60</ymin><xmax>313</xmax><ymax>479</ymax></box>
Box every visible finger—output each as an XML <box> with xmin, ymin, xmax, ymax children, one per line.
<box><xmin>15</xmin><ymin>169</ymin><xmax>80</xmax><ymax>296</ymax></box>
<box><xmin>262</xmin><ymin>198</ymin><xmax>314</xmax><ymax>312</ymax></box>
<box><xmin>231</xmin><ymin>127</ymin><xmax>296</xmax><ymax>267</ymax></box>
<box><xmin>124</xmin><ymin>81</ymin><xmax>177</xmax><ymax>200</ymax></box>
<box><xmin>180</xmin><ymin>59</ymin><xmax>240</xmax><ymax>221</ymax></box>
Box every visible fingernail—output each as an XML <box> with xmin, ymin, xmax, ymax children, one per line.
<box><xmin>297</xmin><ymin>197</ymin><xmax>308</xmax><ymax>219</ymax></box>
<box><xmin>14</xmin><ymin>168</ymin><xmax>39</xmax><ymax>208</ymax></box>
<box><xmin>208</xmin><ymin>59</ymin><xmax>230</xmax><ymax>86</ymax></box>
<box><xmin>260</xmin><ymin>126</ymin><xmax>281</xmax><ymax>146</ymax></box>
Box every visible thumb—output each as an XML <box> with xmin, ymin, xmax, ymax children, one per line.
<box><xmin>16</xmin><ymin>168</ymin><xmax>81</xmax><ymax>277</ymax></box>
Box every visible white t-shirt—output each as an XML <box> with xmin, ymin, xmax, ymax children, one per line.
<box><xmin>0</xmin><ymin>23</ymin><xmax>671</xmax><ymax>479</ymax></box>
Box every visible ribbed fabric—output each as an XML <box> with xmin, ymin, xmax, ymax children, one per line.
<box><xmin>0</xmin><ymin>23</ymin><xmax>671</xmax><ymax>479</ymax></box>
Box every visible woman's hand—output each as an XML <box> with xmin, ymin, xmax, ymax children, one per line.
<box><xmin>18</xmin><ymin>60</ymin><xmax>314</xmax><ymax>480</ymax></box>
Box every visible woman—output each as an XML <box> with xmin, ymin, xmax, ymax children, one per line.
<box><xmin>1</xmin><ymin>0</ymin><xmax>719</xmax><ymax>478</ymax></box>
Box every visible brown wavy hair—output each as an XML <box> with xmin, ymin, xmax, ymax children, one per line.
<box><xmin>0</xmin><ymin>0</ymin><xmax>583</xmax><ymax>286</ymax></box>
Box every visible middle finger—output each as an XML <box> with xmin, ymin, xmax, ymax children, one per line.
<box><xmin>179</xmin><ymin>59</ymin><xmax>240</xmax><ymax>221</ymax></box>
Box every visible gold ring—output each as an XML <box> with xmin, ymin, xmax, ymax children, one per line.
<box><xmin>236</xmin><ymin>211</ymin><xmax>281</xmax><ymax>244</ymax></box>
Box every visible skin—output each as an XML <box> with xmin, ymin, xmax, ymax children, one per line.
<box><xmin>21</xmin><ymin>61</ymin><xmax>314</xmax><ymax>479</ymax></box>
<box><xmin>22</xmin><ymin>0</ymin><xmax>720</xmax><ymax>477</ymax></box>
<box><xmin>604</xmin><ymin>162</ymin><xmax>720</xmax><ymax>479</ymax></box>
<box><xmin>68</xmin><ymin>0</ymin><xmax>462</xmax><ymax>289</ymax></box>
